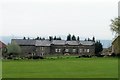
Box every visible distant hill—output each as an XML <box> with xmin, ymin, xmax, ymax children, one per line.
<box><xmin>0</xmin><ymin>36</ymin><xmax>12</xmax><ymax>44</ymax></box>
<box><xmin>0</xmin><ymin>36</ymin><xmax>112</xmax><ymax>48</ymax></box>
<box><xmin>99</xmin><ymin>40</ymin><xmax>112</xmax><ymax>48</ymax></box>
<box><xmin>0</xmin><ymin>36</ymin><xmax>23</xmax><ymax>44</ymax></box>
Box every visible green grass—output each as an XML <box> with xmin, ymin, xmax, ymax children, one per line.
<box><xmin>2</xmin><ymin>57</ymin><xmax>118</xmax><ymax>78</ymax></box>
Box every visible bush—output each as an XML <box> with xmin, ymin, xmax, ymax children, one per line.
<box><xmin>96</xmin><ymin>54</ymin><xmax>104</xmax><ymax>57</ymax></box>
<box><xmin>27</xmin><ymin>56</ymin><xmax>44</xmax><ymax>59</ymax></box>
<box><xmin>111</xmin><ymin>53</ymin><xmax>116</xmax><ymax>57</ymax></box>
<box><xmin>81</xmin><ymin>55</ymin><xmax>92</xmax><ymax>58</ymax></box>
<box><xmin>7</xmin><ymin>56</ymin><xmax>13</xmax><ymax>59</ymax></box>
<box><xmin>32</xmin><ymin>56</ymin><xmax>40</xmax><ymax>59</ymax></box>
<box><xmin>7</xmin><ymin>41</ymin><xmax>21</xmax><ymax>57</ymax></box>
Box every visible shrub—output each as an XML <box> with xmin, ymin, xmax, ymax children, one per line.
<box><xmin>7</xmin><ymin>41</ymin><xmax>21</xmax><ymax>57</ymax></box>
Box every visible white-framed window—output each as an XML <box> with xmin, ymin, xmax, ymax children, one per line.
<box><xmin>87</xmin><ymin>49</ymin><xmax>90</xmax><ymax>53</ymax></box>
<box><xmin>84</xmin><ymin>49</ymin><xmax>87</xmax><ymax>52</ymax></box>
<box><xmin>79</xmin><ymin>49</ymin><xmax>83</xmax><ymax>53</ymax></box>
<box><xmin>41</xmin><ymin>47</ymin><xmax>44</xmax><ymax>51</ymax></box>
<box><xmin>73</xmin><ymin>49</ymin><xmax>76</xmax><ymax>52</ymax></box>
<box><xmin>58</xmin><ymin>49</ymin><xmax>61</xmax><ymax>52</ymax></box>
<box><xmin>55</xmin><ymin>49</ymin><xmax>58</xmax><ymax>52</ymax></box>
<box><xmin>65</xmin><ymin>49</ymin><xmax>69</xmax><ymax>52</ymax></box>
<box><xmin>55</xmin><ymin>49</ymin><xmax>61</xmax><ymax>52</ymax></box>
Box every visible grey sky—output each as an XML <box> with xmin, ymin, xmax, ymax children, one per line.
<box><xmin>0</xmin><ymin>0</ymin><xmax>119</xmax><ymax>40</ymax></box>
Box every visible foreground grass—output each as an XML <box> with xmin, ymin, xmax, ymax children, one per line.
<box><xmin>2</xmin><ymin>57</ymin><xmax>118</xmax><ymax>78</ymax></box>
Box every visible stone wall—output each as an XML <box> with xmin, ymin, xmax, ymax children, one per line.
<box><xmin>36</xmin><ymin>46</ymin><xmax>50</xmax><ymax>56</ymax></box>
<box><xmin>20</xmin><ymin>45</ymin><xmax>36</xmax><ymax>57</ymax></box>
<box><xmin>112</xmin><ymin>36</ymin><xmax>120</xmax><ymax>54</ymax></box>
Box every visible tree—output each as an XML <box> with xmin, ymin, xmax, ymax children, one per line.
<box><xmin>95</xmin><ymin>41</ymin><xmax>103</xmax><ymax>56</ymax></box>
<box><xmin>67</xmin><ymin>34</ymin><xmax>71</xmax><ymax>41</ymax></box>
<box><xmin>49</xmin><ymin>36</ymin><xmax>53</xmax><ymax>41</ymax></box>
<box><xmin>92</xmin><ymin>36</ymin><xmax>95</xmax><ymax>42</ymax></box>
<box><xmin>35</xmin><ymin>37</ymin><xmax>39</xmax><ymax>40</ymax></box>
<box><xmin>56</xmin><ymin>37</ymin><xmax>61</xmax><ymax>40</ymax></box>
<box><xmin>39</xmin><ymin>37</ymin><xmax>42</xmax><ymax>40</ymax></box>
<box><xmin>23</xmin><ymin>37</ymin><xmax>26</xmax><ymax>40</ymax></box>
<box><xmin>28</xmin><ymin>37</ymin><xmax>30</xmax><ymax>40</ymax></box>
<box><xmin>42</xmin><ymin>37</ymin><xmax>45</xmax><ymax>40</ymax></box>
<box><xmin>54</xmin><ymin>36</ymin><xmax>57</xmax><ymax>40</ymax></box>
<box><xmin>77</xmin><ymin>36</ymin><xmax>80</xmax><ymax>41</ymax></box>
<box><xmin>7</xmin><ymin>41</ymin><xmax>21</xmax><ymax>57</ymax></box>
<box><xmin>36</xmin><ymin>37</ymin><xmax>39</xmax><ymax>40</ymax></box>
<box><xmin>110</xmin><ymin>17</ymin><xmax>120</xmax><ymax>35</ymax></box>
<box><xmin>72</xmin><ymin>35</ymin><xmax>76</xmax><ymax>41</ymax></box>
<box><xmin>110</xmin><ymin>17</ymin><xmax>120</xmax><ymax>55</ymax></box>
<box><xmin>88</xmin><ymin>38</ymin><xmax>90</xmax><ymax>41</ymax></box>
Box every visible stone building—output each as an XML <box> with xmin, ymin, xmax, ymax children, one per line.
<box><xmin>0</xmin><ymin>41</ymin><xmax>6</xmax><ymax>58</ymax></box>
<box><xmin>12</xmin><ymin>39</ymin><xmax>95</xmax><ymax>57</ymax></box>
<box><xmin>112</xmin><ymin>35</ymin><xmax>120</xmax><ymax>55</ymax></box>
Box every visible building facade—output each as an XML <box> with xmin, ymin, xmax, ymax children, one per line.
<box><xmin>12</xmin><ymin>39</ymin><xmax>95</xmax><ymax>57</ymax></box>
<box><xmin>112</xmin><ymin>35</ymin><xmax>120</xmax><ymax>55</ymax></box>
<box><xmin>0</xmin><ymin>41</ymin><xmax>6</xmax><ymax>58</ymax></box>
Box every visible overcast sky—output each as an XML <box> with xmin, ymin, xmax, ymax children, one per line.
<box><xmin>0</xmin><ymin>0</ymin><xmax>119</xmax><ymax>40</ymax></box>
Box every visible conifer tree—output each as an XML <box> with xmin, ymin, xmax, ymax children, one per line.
<box><xmin>72</xmin><ymin>35</ymin><xmax>76</xmax><ymax>41</ymax></box>
<box><xmin>67</xmin><ymin>34</ymin><xmax>71</xmax><ymax>41</ymax></box>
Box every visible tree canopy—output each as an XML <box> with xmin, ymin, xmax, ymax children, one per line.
<box><xmin>77</xmin><ymin>36</ymin><xmax>80</xmax><ymax>41</ymax></box>
<box><xmin>95</xmin><ymin>41</ymin><xmax>103</xmax><ymax>56</ymax></box>
<box><xmin>110</xmin><ymin>16</ymin><xmax>120</xmax><ymax>35</ymax></box>
<box><xmin>7</xmin><ymin>41</ymin><xmax>21</xmax><ymax>56</ymax></box>
<box><xmin>67</xmin><ymin>34</ymin><xmax>72</xmax><ymax>41</ymax></box>
<box><xmin>72</xmin><ymin>35</ymin><xmax>76</xmax><ymax>41</ymax></box>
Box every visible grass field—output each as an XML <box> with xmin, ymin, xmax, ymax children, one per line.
<box><xmin>2</xmin><ymin>57</ymin><xmax>118</xmax><ymax>78</ymax></box>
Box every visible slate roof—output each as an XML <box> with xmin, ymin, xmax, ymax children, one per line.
<box><xmin>80</xmin><ymin>41</ymin><xmax>94</xmax><ymax>45</ymax></box>
<box><xmin>52</xmin><ymin>40</ymin><xmax>66</xmax><ymax>45</ymax></box>
<box><xmin>112</xmin><ymin>35</ymin><xmax>120</xmax><ymax>44</ymax></box>
<box><xmin>65</xmin><ymin>41</ymin><xmax>79</xmax><ymax>45</ymax></box>
<box><xmin>36</xmin><ymin>40</ymin><xmax>51</xmax><ymax>46</ymax></box>
<box><xmin>12</xmin><ymin>39</ymin><xmax>35</xmax><ymax>46</ymax></box>
<box><xmin>12</xmin><ymin>39</ymin><xmax>95</xmax><ymax>46</ymax></box>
